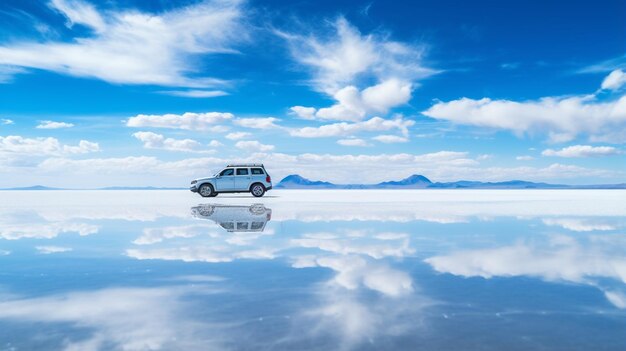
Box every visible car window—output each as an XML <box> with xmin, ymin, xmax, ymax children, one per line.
<box><xmin>251</xmin><ymin>222</ymin><xmax>264</xmax><ymax>230</ymax></box>
<box><xmin>220</xmin><ymin>169</ymin><xmax>234</xmax><ymax>176</ymax></box>
<box><xmin>221</xmin><ymin>222</ymin><xmax>234</xmax><ymax>230</ymax></box>
<box><xmin>237</xmin><ymin>222</ymin><xmax>249</xmax><ymax>230</ymax></box>
<box><xmin>236</xmin><ymin>168</ymin><xmax>249</xmax><ymax>176</ymax></box>
<box><xmin>251</xmin><ymin>168</ymin><xmax>264</xmax><ymax>175</ymax></box>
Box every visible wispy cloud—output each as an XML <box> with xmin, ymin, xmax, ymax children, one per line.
<box><xmin>278</xmin><ymin>17</ymin><xmax>435</xmax><ymax>95</ymax></box>
<box><xmin>36</xmin><ymin>120</ymin><xmax>74</xmax><ymax>129</ymax></box>
<box><xmin>126</xmin><ymin>112</ymin><xmax>233</xmax><ymax>131</ymax></box>
<box><xmin>372</xmin><ymin>134</ymin><xmax>408</xmax><ymax>143</ymax></box>
<box><xmin>158</xmin><ymin>90</ymin><xmax>229</xmax><ymax>98</ymax></box>
<box><xmin>0</xmin><ymin>286</ymin><xmax>224</xmax><ymax>349</ymax></box>
<box><xmin>601</xmin><ymin>69</ymin><xmax>626</xmax><ymax>91</ymax></box>
<box><xmin>233</xmin><ymin>117</ymin><xmax>282</xmax><ymax>129</ymax></box>
<box><xmin>337</xmin><ymin>138</ymin><xmax>369</xmax><ymax>147</ymax></box>
<box><xmin>542</xmin><ymin>145</ymin><xmax>622</xmax><ymax>158</ymax></box>
<box><xmin>0</xmin><ymin>135</ymin><xmax>99</xmax><ymax>156</ymax></box>
<box><xmin>0</xmin><ymin>0</ymin><xmax>247</xmax><ymax>87</ymax></box>
<box><xmin>516</xmin><ymin>155</ymin><xmax>534</xmax><ymax>161</ymax></box>
<box><xmin>36</xmin><ymin>245</ymin><xmax>73</xmax><ymax>254</ymax></box>
<box><xmin>289</xmin><ymin>116</ymin><xmax>413</xmax><ymax>138</ymax></box>
<box><xmin>132</xmin><ymin>131</ymin><xmax>215</xmax><ymax>153</ymax></box>
<box><xmin>279</xmin><ymin>17</ymin><xmax>436</xmax><ymax>123</ymax></box>
<box><xmin>235</xmin><ymin>140</ymin><xmax>275</xmax><ymax>152</ymax></box>
<box><xmin>225</xmin><ymin>132</ymin><xmax>251</xmax><ymax>140</ymax></box>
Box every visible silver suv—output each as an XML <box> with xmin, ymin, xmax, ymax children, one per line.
<box><xmin>190</xmin><ymin>164</ymin><xmax>273</xmax><ymax>197</ymax></box>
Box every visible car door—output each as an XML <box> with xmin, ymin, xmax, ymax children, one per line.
<box><xmin>250</xmin><ymin>167</ymin><xmax>265</xmax><ymax>186</ymax></box>
<box><xmin>234</xmin><ymin>168</ymin><xmax>251</xmax><ymax>191</ymax></box>
<box><xmin>215</xmin><ymin>168</ymin><xmax>235</xmax><ymax>191</ymax></box>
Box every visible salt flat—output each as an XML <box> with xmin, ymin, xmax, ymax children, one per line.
<box><xmin>0</xmin><ymin>189</ymin><xmax>624</xmax><ymax>350</ymax></box>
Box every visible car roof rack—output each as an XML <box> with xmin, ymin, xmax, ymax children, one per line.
<box><xmin>226</xmin><ymin>164</ymin><xmax>265</xmax><ymax>168</ymax></box>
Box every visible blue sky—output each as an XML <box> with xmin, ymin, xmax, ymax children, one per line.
<box><xmin>0</xmin><ymin>0</ymin><xmax>625</xmax><ymax>187</ymax></box>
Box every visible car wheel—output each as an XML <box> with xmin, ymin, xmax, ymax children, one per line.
<box><xmin>250</xmin><ymin>204</ymin><xmax>266</xmax><ymax>214</ymax></box>
<box><xmin>197</xmin><ymin>205</ymin><xmax>215</xmax><ymax>216</ymax></box>
<box><xmin>251</xmin><ymin>183</ymin><xmax>265</xmax><ymax>197</ymax></box>
<box><xmin>199</xmin><ymin>184</ymin><xmax>215</xmax><ymax>197</ymax></box>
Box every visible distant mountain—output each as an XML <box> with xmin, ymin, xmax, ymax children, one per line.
<box><xmin>377</xmin><ymin>174</ymin><xmax>432</xmax><ymax>188</ymax></box>
<box><xmin>276</xmin><ymin>174</ymin><xmax>626</xmax><ymax>190</ymax></box>
<box><xmin>276</xmin><ymin>174</ymin><xmax>433</xmax><ymax>189</ymax></box>
<box><xmin>428</xmin><ymin>180</ymin><xmax>570</xmax><ymax>189</ymax></box>
<box><xmin>275</xmin><ymin>175</ymin><xmax>338</xmax><ymax>189</ymax></box>
<box><xmin>2</xmin><ymin>185</ymin><xmax>65</xmax><ymax>190</ymax></box>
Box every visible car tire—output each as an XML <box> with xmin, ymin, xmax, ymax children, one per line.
<box><xmin>250</xmin><ymin>204</ymin><xmax>266</xmax><ymax>214</ymax></box>
<box><xmin>199</xmin><ymin>183</ymin><xmax>215</xmax><ymax>197</ymax></box>
<box><xmin>250</xmin><ymin>183</ymin><xmax>265</xmax><ymax>197</ymax></box>
<box><xmin>197</xmin><ymin>205</ymin><xmax>215</xmax><ymax>216</ymax></box>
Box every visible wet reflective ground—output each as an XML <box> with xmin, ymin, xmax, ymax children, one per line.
<box><xmin>0</xmin><ymin>190</ymin><xmax>625</xmax><ymax>350</ymax></box>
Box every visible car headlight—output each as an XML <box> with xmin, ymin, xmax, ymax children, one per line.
<box><xmin>191</xmin><ymin>180</ymin><xmax>197</xmax><ymax>184</ymax></box>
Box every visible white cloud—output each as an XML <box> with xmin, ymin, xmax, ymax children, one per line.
<box><xmin>423</xmin><ymin>71</ymin><xmax>626</xmax><ymax>143</ymax></box>
<box><xmin>306</xmin><ymin>256</ymin><xmax>413</xmax><ymax>297</ymax></box>
<box><xmin>0</xmin><ymin>65</ymin><xmax>26</xmax><ymax>83</ymax></box>
<box><xmin>208</xmin><ymin>140</ymin><xmax>223</xmax><ymax>147</ymax></box>
<box><xmin>424</xmin><ymin>234</ymin><xmax>626</xmax><ymax>308</ymax></box>
<box><xmin>360</xmin><ymin>79</ymin><xmax>412</xmax><ymax>115</ymax></box>
<box><xmin>0</xmin><ymin>286</ymin><xmax>222</xmax><ymax>350</ymax></box>
<box><xmin>132</xmin><ymin>131</ymin><xmax>212</xmax><ymax>153</ymax></box>
<box><xmin>542</xmin><ymin>145</ymin><xmax>622</xmax><ymax>158</ymax></box>
<box><xmin>1</xmin><ymin>118</ymin><xmax>14</xmax><ymax>125</ymax></box>
<box><xmin>225</xmin><ymin>132</ymin><xmax>250</xmax><ymax>140</ymax></box>
<box><xmin>337</xmin><ymin>138</ymin><xmax>369</xmax><ymax>147</ymax></box>
<box><xmin>36</xmin><ymin>120</ymin><xmax>74</xmax><ymax>129</ymax></box>
<box><xmin>279</xmin><ymin>17</ymin><xmax>435</xmax><ymax>95</ymax></box>
<box><xmin>542</xmin><ymin>218</ymin><xmax>617</xmax><ymax>232</ymax></box>
<box><xmin>314</xmin><ymin>79</ymin><xmax>412</xmax><ymax>121</ymax></box>
<box><xmin>291</xmin><ymin>232</ymin><xmax>413</xmax><ymax>260</ymax></box>
<box><xmin>235</xmin><ymin>140</ymin><xmax>275</xmax><ymax>152</ymax></box>
<box><xmin>126</xmin><ymin>112</ymin><xmax>233</xmax><ymax>131</ymax></box>
<box><xmin>0</xmin><ymin>0</ymin><xmax>246</xmax><ymax>87</ymax></box>
<box><xmin>516</xmin><ymin>155</ymin><xmax>534</xmax><ymax>161</ymax></box>
<box><xmin>36</xmin><ymin>245</ymin><xmax>73</xmax><ymax>254</ymax></box>
<box><xmin>289</xmin><ymin>116</ymin><xmax>414</xmax><ymax>138</ymax></box>
<box><xmin>0</xmin><ymin>135</ymin><xmax>99</xmax><ymax>156</ymax></box>
<box><xmin>605</xmin><ymin>291</ymin><xmax>626</xmax><ymax>309</ymax></box>
<box><xmin>602</xmin><ymin>69</ymin><xmax>626</xmax><ymax>90</ymax></box>
<box><xmin>127</xmin><ymin>246</ymin><xmax>277</xmax><ymax>263</ymax></box>
<box><xmin>233</xmin><ymin>117</ymin><xmax>281</xmax><ymax>129</ymax></box>
<box><xmin>133</xmin><ymin>224</ymin><xmax>216</xmax><ymax>245</ymax></box>
<box><xmin>49</xmin><ymin>0</ymin><xmax>106</xmax><ymax>32</ymax></box>
<box><xmin>158</xmin><ymin>90</ymin><xmax>228</xmax><ymax>98</ymax></box>
<box><xmin>372</xmin><ymin>134</ymin><xmax>408</xmax><ymax>143</ymax></box>
<box><xmin>0</xmin><ymin>222</ymin><xmax>98</xmax><ymax>240</ymax></box>
<box><xmin>290</xmin><ymin>106</ymin><xmax>317</xmax><ymax>120</ymax></box>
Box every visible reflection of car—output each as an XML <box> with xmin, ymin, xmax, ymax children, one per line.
<box><xmin>190</xmin><ymin>164</ymin><xmax>273</xmax><ymax>198</ymax></box>
<box><xmin>191</xmin><ymin>204</ymin><xmax>272</xmax><ymax>232</ymax></box>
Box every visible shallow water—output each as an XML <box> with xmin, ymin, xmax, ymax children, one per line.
<box><xmin>0</xmin><ymin>190</ymin><xmax>625</xmax><ymax>350</ymax></box>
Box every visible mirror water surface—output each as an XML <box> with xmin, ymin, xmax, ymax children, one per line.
<box><xmin>0</xmin><ymin>190</ymin><xmax>625</xmax><ymax>350</ymax></box>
